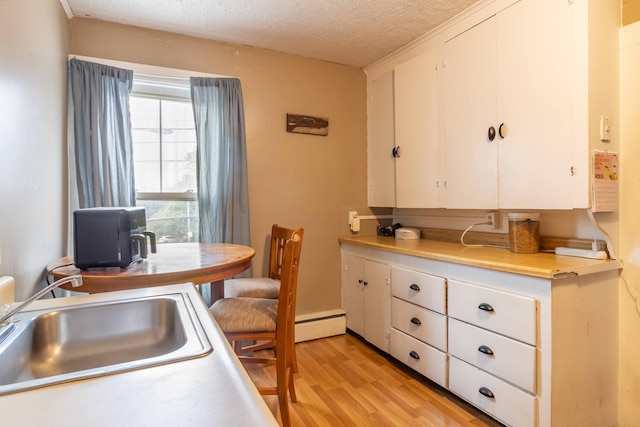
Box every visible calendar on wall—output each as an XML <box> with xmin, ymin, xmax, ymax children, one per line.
<box><xmin>592</xmin><ymin>151</ymin><xmax>619</xmax><ymax>212</ymax></box>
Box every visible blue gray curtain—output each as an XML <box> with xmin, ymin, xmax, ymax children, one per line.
<box><xmin>190</xmin><ymin>77</ymin><xmax>251</xmax><ymax>273</ymax></box>
<box><xmin>68</xmin><ymin>58</ymin><xmax>135</xmax><ymax>208</ymax></box>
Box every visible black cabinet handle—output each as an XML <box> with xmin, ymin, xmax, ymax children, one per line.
<box><xmin>392</xmin><ymin>146</ymin><xmax>401</xmax><ymax>158</ymax></box>
<box><xmin>499</xmin><ymin>123</ymin><xmax>508</xmax><ymax>138</ymax></box>
<box><xmin>488</xmin><ymin>126</ymin><xmax>496</xmax><ymax>142</ymax></box>
<box><xmin>478</xmin><ymin>345</ymin><xmax>494</xmax><ymax>356</ymax></box>
<box><xmin>409</xmin><ymin>351</ymin><xmax>420</xmax><ymax>360</ymax></box>
<box><xmin>409</xmin><ymin>283</ymin><xmax>420</xmax><ymax>291</ymax></box>
<box><xmin>410</xmin><ymin>317</ymin><xmax>421</xmax><ymax>325</ymax></box>
<box><xmin>358</xmin><ymin>279</ymin><xmax>363</xmax><ymax>284</ymax></box>
<box><xmin>479</xmin><ymin>387</ymin><xmax>495</xmax><ymax>399</ymax></box>
<box><xmin>363</xmin><ymin>281</ymin><xmax>368</xmax><ymax>286</ymax></box>
<box><xmin>478</xmin><ymin>303</ymin><xmax>494</xmax><ymax>312</ymax></box>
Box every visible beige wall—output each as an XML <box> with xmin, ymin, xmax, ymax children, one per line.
<box><xmin>69</xmin><ymin>18</ymin><xmax>368</xmax><ymax>316</ymax></box>
<box><xmin>619</xmin><ymin>21</ymin><xmax>640</xmax><ymax>426</ymax></box>
<box><xmin>0</xmin><ymin>0</ymin><xmax>69</xmax><ymax>298</ymax></box>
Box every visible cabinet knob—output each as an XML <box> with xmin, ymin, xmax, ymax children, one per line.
<box><xmin>410</xmin><ymin>317</ymin><xmax>422</xmax><ymax>325</ymax></box>
<box><xmin>409</xmin><ymin>283</ymin><xmax>420</xmax><ymax>291</ymax></box>
<box><xmin>478</xmin><ymin>303</ymin><xmax>494</xmax><ymax>312</ymax></box>
<box><xmin>479</xmin><ymin>387</ymin><xmax>495</xmax><ymax>399</ymax></box>
<box><xmin>478</xmin><ymin>345</ymin><xmax>494</xmax><ymax>356</ymax></box>
<box><xmin>498</xmin><ymin>123</ymin><xmax>508</xmax><ymax>138</ymax></box>
<box><xmin>363</xmin><ymin>281</ymin><xmax>368</xmax><ymax>286</ymax></box>
<box><xmin>358</xmin><ymin>279</ymin><xmax>363</xmax><ymax>284</ymax></box>
<box><xmin>488</xmin><ymin>126</ymin><xmax>496</xmax><ymax>142</ymax></box>
<box><xmin>409</xmin><ymin>350</ymin><xmax>420</xmax><ymax>360</ymax></box>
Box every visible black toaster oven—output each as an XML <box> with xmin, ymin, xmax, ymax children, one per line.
<box><xmin>73</xmin><ymin>207</ymin><xmax>156</xmax><ymax>269</ymax></box>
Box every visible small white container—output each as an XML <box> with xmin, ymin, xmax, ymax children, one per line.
<box><xmin>508</xmin><ymin>213</ymin><xmax>540</xmax><ymax>254</ymax></box>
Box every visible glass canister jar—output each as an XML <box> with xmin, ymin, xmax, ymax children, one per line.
<box><xmin>508</xmin><ymin>213</ymin><xmax>540</xmax><ymax>254</ymax></box>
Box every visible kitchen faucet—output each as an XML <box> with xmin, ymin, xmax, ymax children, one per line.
<box><xmin>0</xmin><ymin>275</ymin><xmax>83</xmax><ymax>342</ymax></box>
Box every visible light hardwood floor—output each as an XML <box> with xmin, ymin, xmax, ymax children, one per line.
<box><xmin>245</xmin><ymin>332</ymin><xmax>505</xmax><ymax>426</ymax></box>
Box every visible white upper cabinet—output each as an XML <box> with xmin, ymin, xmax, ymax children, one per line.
<box><xmin>365</xmin><ymin>0</ymin><xmax>618</xmax><ymax>210</ymax></box>
<box><xmin>444</xmin><ymin>0</ymin><xmax>574</xmax><ymax>209</ymax></box>
<box><xmin>367</xmin><ymin>71</ymin><xmax>396</xmax><ymax>207</ymax></box>
<box><xmin>496</xmin><ymin>0</ymin><xmax>574</xmax><ymax>208</ymax></box>
<box><xmin>367</xmin><ymin>48</ymin><xmax>441</xmax><ymax>208</ymax></box>
<box><xmin>444</xmin><ymin>16</ymin><xmax>498</xmax><ymax>209</ymax></box>
<box><xmin>394</xmin><ymin>48</ymin><xmax>442</xmax><ymax>208</ymax></box>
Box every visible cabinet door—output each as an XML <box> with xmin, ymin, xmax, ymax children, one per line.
<box><xmin>444</xmin><ymin>17</ymin><xmax>498</xmax><ymax>209</ymax></box>
<box><xmin>367</xmin><ymin>71</ymin><xmax>396</xmax><ymax>207</ymax></box>
<box><xmin>343</xmin><ymin>255</ymin><xmax>365</xmax><ymax>337</ymax></box>
<box><xmin>363</xmin><ymin>259</ymin><xmax>390</xmax><ymax>352</ymax></box>
<box><xmin>496</xmin><ymin>0</ymin><xmax>574</xmax><ymax>208</ymax></box>
<box><xmin>394</xmin><ymin>48</ymin><xmax>442</xmax><ymax>208</ymax></box>
<box><xmin>342</xmin><ymin>256</ymin><xmax>390</xmax><ymax>352</ymax></box>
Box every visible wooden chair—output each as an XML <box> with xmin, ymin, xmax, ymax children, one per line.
<box><xmin>224</xmin><ymin>224</ymin><xmax>304</xmax><ymax>372</ymax></box>
<box><xmin>224</xmin><ymin>224</ymin><xmax>303</xmax><ymax>299</ymax></box>
<box><xmin>210</xmin><ymin>234</ymin><xmax>302</xmax><ymax>427</ymax></box>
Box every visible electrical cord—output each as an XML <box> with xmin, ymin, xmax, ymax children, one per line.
<box><xmin>460</xmin><ymin>221</ymin><xmax>509</xmax><ymax>249</ymax></box>
<box><xmin>46</xmin><ymin>263</ymin><xmax>75</xmax><ymax>299</ymax></box>
<box><xmin>586</xmin><ymin>208</ymin><xmax>640</xmax><ymax>316</ymax></box>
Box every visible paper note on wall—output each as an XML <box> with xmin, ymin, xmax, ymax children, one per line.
<box><xmin>592</xmin><ymin>151</ymin><xmax>619</xmax><ymax>212</ymax></box>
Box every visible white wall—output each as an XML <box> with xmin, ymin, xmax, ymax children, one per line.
<box><xmin>0</xmin><ymin>0</ymin><xmax>69</xmax><ymax>299</ymax></box>
<box><xmin>619</xmin><ymin>20</ymin><xmax>640</xmax><ymax>426</ymax></box>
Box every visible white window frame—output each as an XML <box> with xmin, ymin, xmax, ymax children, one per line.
<box><xmin>131</xmin><ymin>73</ymin><xmax>197</xmax><ymax>203</ymax></box>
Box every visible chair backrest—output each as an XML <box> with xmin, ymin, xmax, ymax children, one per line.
<box><xmin>268</xmin><ymin>224</ymin><xmax>304</xmax><ymax>280</ymax></box>
<box><xmin>275</xmin><ymin>233</ymin><xmax>303</xmax><ymax>358</ymax></box>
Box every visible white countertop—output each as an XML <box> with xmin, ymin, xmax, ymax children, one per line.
<box><xmin>0</xmin><ymin>284</ymin><xmax>278</xmax><ymax>427</ymax></box>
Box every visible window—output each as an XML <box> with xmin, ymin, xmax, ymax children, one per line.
<box><xmin>130</xmin><ymin>75</ymin><xmax>199</xmax><ymax>243</ymax></box>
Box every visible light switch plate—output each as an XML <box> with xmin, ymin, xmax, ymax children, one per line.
<box><xmin>600</xmin><ymin>116</ymin><xmax>611</xmax><ymax>142</ymax></box>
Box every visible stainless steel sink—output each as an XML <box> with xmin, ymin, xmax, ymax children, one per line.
<box><xmin>0</xmin><ymin>293</ymin><xmax>212</xmax><ymax>395</ymax></box>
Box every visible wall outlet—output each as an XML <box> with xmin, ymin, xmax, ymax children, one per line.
<box><xmin>486</xmin><ymin>211</ymin><xmax>498</xmax><ymax>229</ymax></box>
<box><xmin>348</xmin><ymin>211</ymin><xmax>358</xmax><ymax>226</ymax></box>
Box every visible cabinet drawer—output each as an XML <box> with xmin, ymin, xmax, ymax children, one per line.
<box><xmin>391</xmin><ymin>266</ymin><xmax>446</xmax><ymax>314</ymax></box>
<box><xmin>449</xmin><ymin>357</ymin><xmax>536</xmax><ymax>427</ymax></box>
<box><xmin>389</xmin><ymin>328</ymin><xmax>447</xmax><ymax>388</ymax></box>
<box><xmin>448</xmin><ymin>318</ymin><xmax>535</xmax><ymax>393</ymax></box>
<box><xmin>448</xmin><ymin>280</ymin><xmax>536</xmax><ymax>345</ymax></box>
<box><xmin>392</xmin><ymin>297</ymin><xmax>447</xmax><ymax>351</ymax></box>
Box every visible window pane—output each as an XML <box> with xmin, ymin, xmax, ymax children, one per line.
<box><xmin>141</xmin><ymin>199</ymin><xmax>199</xmax><ymax>244</ymax></box>
<box><xmin>161</xmin><ymin>100</ymin><xmax>197</xmax><ymax>192</ymax></box>
<box><xmin>131</xmin><ymin>97</ymin><xmax>161</xmax><ymax>192</ymax></box>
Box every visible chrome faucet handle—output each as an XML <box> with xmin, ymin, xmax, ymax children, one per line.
<box><xmin>0</xmin><ymin>304</ymin><xmax>13</xmax><ymax>325</ymax></box>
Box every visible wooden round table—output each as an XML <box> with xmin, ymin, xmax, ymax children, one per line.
<box><xmin>47</xmin><ymin>243</ymin><xmax>255</xmax><ymax>302</ymax></box>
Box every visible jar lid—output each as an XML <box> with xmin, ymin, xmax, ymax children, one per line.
<box><xmin>508</xmin><ymin>212</ymin><xmax>540</xmax><ymax>221</ymax></box>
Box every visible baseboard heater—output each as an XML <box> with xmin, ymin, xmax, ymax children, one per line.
<box><xmin>294</xmin><ymin>309</ymin><xmax>346</xmax><ymax>343</ymax></box>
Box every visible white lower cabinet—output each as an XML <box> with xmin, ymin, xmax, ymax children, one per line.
<box><xmin>448</xmin><ymin>318</ymin><xmax>535</xmax><ymax>393</ymax></box>
<box><xmin>449</xmin><ymin>356</ymin><xmax>537</xmax><ymax>427</ymax></box>
<box><xmin>341</xmin><ymin>242</ymin><xmax>619</xmax><ymax>427</ymax></box>
<box><xmin>342</xmin><ymin>254</ymin><xmax>390</xmax><ymax>352</ymax></box>
<box><xmin>389</xmin><ymin>328</ymin><xmax>447</xmax><ymax>388</ymax></box>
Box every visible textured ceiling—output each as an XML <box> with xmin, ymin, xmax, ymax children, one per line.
<box><xmin>64</xmin><ymin>0</ymin><xmax>479</xmax><ymax>68</ymax></box>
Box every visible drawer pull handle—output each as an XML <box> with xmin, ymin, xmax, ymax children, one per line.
<box><xmin>358</xmin><ymin>279</ymin><xmax>363</xmax><ymax>284</ymax></box>
<box><xmin>410</xmin><ymin>317</ymin><xmax>422</xmax><ymax>325</ymax></box>
<box><xmin>478</xmin><ymin>345</ymin><xmax>494</xmax><ymax>356</ymax></box>
<box><xmin>479</xmin><ymin>387</ymin><xmax>495</xmax><ymax>399</ymax></box>
<box><xmin>409</xmin><ymin>283</ymin><xmax>420</xmax><ymax>291</ymax></box>
<box><xmin>363</xmin><ymin>281</ymin><xmax>368</xmax><ymax>286</ymax></box>
<box><xmin>409</xmin><ymin>351</ymin><xmax>420</xmax><ymax>360</ymax></box>
<box><xmin>478</xmin><ymin>303</ymin><xmax>494</xmax><ymax>312</ymax></box>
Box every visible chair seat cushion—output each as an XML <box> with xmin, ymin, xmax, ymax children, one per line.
<box><xmin>210</xmin><ymin>297</ymin><xmax>278</xmax><ymax>333</ymax></box>
<box><xmin>224</xmin><ymin>277</ymin><xmax>280</xmax><ymax>299</ymax></box>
